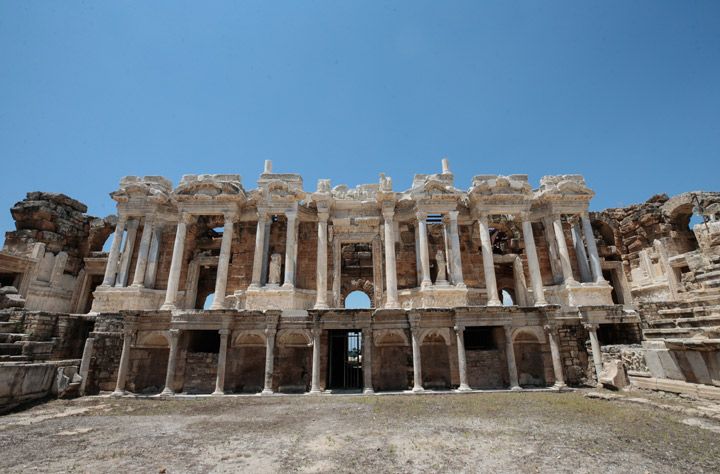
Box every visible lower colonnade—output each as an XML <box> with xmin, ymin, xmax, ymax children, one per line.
<box><xmin>107</xmin><ymin>305</ymin><xmax>630</xmax><ymax>397</ymax></box>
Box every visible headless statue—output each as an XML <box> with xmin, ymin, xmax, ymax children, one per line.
<box><xmin>268</xmin><ymin>253</ymin><xmax>282</xmax><ymax>286</ymax></box>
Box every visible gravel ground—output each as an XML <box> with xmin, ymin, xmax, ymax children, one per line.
<box><xmin>1</xmin><ymin>390</ymin><xmax>719</xmax><ymax>473</ymax></box>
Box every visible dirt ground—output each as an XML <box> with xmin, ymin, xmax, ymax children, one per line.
<box><xmin>1</xmin><ymin>389</ymin><xmax>719</xmax><ymax>473</ymax></box>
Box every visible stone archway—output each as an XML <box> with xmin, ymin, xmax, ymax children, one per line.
<box><xmin>341</xmin><ymin>278</ymin><xmax>374</xmax><ymax>308</ymax></box>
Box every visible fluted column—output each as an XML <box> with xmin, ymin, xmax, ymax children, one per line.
<box><xmin>454</xmin><ymin>325</ymin><xmax>470</xmax><ymax>391</ymax></box>
<box><xmin>570</xmin><ymin>219</ymin><xmax>592</xmax><ymax>283</ymax></box>
<box><xmin>362</xmin><ymin>328</ymin><xmax>374</xmax><ymax>394</ymax></box>
<box><xmin>581</xmin><ymin>213</ymin><xmax>606</xmax><ymax>283</ymax></box>
<box><xmin>478</xmin><ymin>213</ymin><xmax>501</xmax><ymax>306</ymax></box>
<box><xmin>102</xmin><ymin>215</ymin><xmax>127</xmax><ymax>286</ymax></box>
<box><xmin>504</xmin><ymin>325</ymin><xmax>521</xmax><ymax>390</ymax></box>
<box><xmin>112</xmin><ymin>329</ymin><xmax>134</xmax><ymax>396</ymax></box>
<box><xmin>447</xmin><ymin>211</ymin><xmax>465</xmax><ymax>287</ymax></box>
<box><xmin>416</xmin><ymin>212</ymin><xmax>432</xmax><ymax>288</ymax></box>
<box><xmin>410</xmin><ymin>328</ymin><xmax>424</xmax><ymax>392</ymax></box>
<box><xmin>520</xmin><ymin>215</ymin><xmax>547</xmax><ymax>306</ymax></box>
<box><xmin>131</xmin><ymin>215</ymin><xmax>155</xmax><ymax>287</ymax></box>
<box><xmin>282</xmin><ymin>210</ymin><xmax>298</xmax><ymax>288</ymax></box>
<box><xmin>545</xmin><ymin>325</ymin><xmax>566</xmax><ymax>389</ymax></box>
<box><xmin>161</xmin><ymin>329</ymin><xmax>180</xmax><ymax>396</ymax></box>
<box><xmin>309</xmin><ymin>328</ymin><xmax>322</xmax><ymax>393</ymax></box>
<box><xmin>250</xmin><ymin>210</ymin><xmax>268</xmax><ymax>288</ymax></box>
<box><xmin>210</xmin><ymin>213</ymin><xmax>236</xmax><ymax>310</ymax></box>
<box><xmin>116</xmin><ymin>219</ymin><xmax>139</xmax><ymax>287</ymax></box>
<box><xmin>262</xmin><ymin>328</ymin><xmax>276</xmax><ymax>394</ymax></box>
<box><xmin>160</xmin><ymin>214</ymin><xmax>191</xmax><ymax>310</ymax></box>
<box><xmin>552</xmin><ymin>215</ymin><xmax>577</xmax><ymax>285</ymax></box>
<box><xmin>213</xmin><ymin>328</ymin><xmax>230</xmax><ymax>395</ymax></box>
<box><xmin>144</xmin><ymin>225</ymin><xmax>162</xmax><ymax>289</ymax></box>
<box><xmin>314</xmin><ymin>211</ymin><xmax>329</xmax><ymax>309</ymax></box>
<box><xmin>585</xmin><ymin>323</ymin><xmax>604</xmax><ymax>387</ymax></box>
<box><xmin>383</xmin><ymin>208</ymin><xmax>400</xmax><ymax>308</ymax></box>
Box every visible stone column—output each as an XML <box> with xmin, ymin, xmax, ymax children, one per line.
<box><xmin>416</xmin><ymin>212</ymin><xmax>432</xmax><ymax>288</ymax></box>
<box><xmin>410</xmin><ymin>328</ymin><xmax>424</xmax><ymax>392</ymax></box>
<box><xmin>161</xmin><ymin>214</ymin><xmax>191</xmax><ymax>310</ymax></box>
<box><xmin>309</xmin><ymin>328</ymin><xmax>322</xmax><ymax>393</ymax></box>
<box><xmin>585</xmin><ymin>323</ymin><xmax>603</xmax><ymax>387</ymax></box>
<box><xmin>112</xmin><ymin>329</ymin><xmax>134</xmax><ymax>396</ymax></box>
<box><xmin>504</xmin><ymin>326</ymin><xmax>521</xmax><ymax>390</ymax></box>
<box><xmin>447</xmin><ymin>211</ymin><xmax>465</xmax><ymax>287</ymax></box>
<box><xmin>161</xmin><ymin>329</ymin><xmax>180</xmax><ymax>396</ymax></box>
<box><xmin>210</xmin><ymin>213</ymin><xmax>236</xmax><ymax>310</ymax></box>
<box><xmin>552</xmin><ymin>215</ymin><xmax>577</xmax><ymax>285</ymax></box>
<box><xmin>581</xmin><ymin>213</ymin><xmax>606</xmax><ymax>283</ymax></box>
<box><xmin>478</xmin><ymin>213</ymin><xmax>501</xmax><ymax>306</ymax></box>
<box><xmin>250</xmin><ymin>210</ymin><xmax>268</xmax><ymax>288</ymax></box>
<box><xmin>545</xmin><ymin>325</ymin><xmax>566</xmax><ymax>389</ymax></box>
<box><xmin>116</xmin><ymin>219</ymin><xmax>139</xmax><ymax>287</ymax></box>
<box><xmin>383</xmin><ymin>208</ymin><xmax>400</xmax><ymax>308</ymax></box>
<box><xmin>262</xmin><ymin>328</ymin><xmax>276</xmax><ymax>394</ymax></box>
<box><xmin>102</xmin><ymin>215</ymin><xmax>127</xmax><ymax>286</ymax></box>
<box><xmin>131</xmin><ymin>215</ymin><xmax>155</xmax><ymax>287</ymax></box>
<box><xmin>213</xmin><ymin>328</ymin><xmax>230</xmax><ymax>395</ymax></box>
<box><xmin>520</xmin><ymin>216</ymin><xmax>547</xmax><ymax>306</ymax></box>
<box><xmin>314</xmin><ymin>212</ymin><xmax>329</xmax><ymax>309</ymax></box>
<box><xmin>570</xmin><ymin>219</ymin><xmax>592</xmax><ymax>283</ymax></box>
<box><xmin>144</xmin><ymin>225</ymin><xmax>162</xmax><ymax>289</ymax></box>
<box><xmin>282</xmin><ymin>210</ymin><xmax>298</xmax><ymax>288</ymax></box>
<box><xmin>454</xmin><ymin>326</ymin><xmax>470</xmax><ymax>391</ymax></box>
<box><xmin>362</xmin><ymin>328</ymin><xmax>374</xmax><ymax>394</ymax></box>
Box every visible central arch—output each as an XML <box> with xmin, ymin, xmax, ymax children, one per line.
<box><xmin>341</xmin><ymin>278</ymin><xmax>374</xmax><ymax>308</ymax></box>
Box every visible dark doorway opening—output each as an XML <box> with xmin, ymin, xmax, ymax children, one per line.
<box><xmin>327</xmin><ymin>330</ymin><xmax>363</xmax><ymax>390</ymax></box>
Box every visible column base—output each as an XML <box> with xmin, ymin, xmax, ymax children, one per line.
<box><xmin>211</xmin><ymin>390</ymin><xmax>225</xmax><ymax>396</ymax></box>
<box><xmin>455</xmin><ymin>384</ymin><xmax>471</xmax><ymax>392</ymax></box>
<box><xmin>411</xmin><ymin>386</ymin><xmax>425</xmax><ymax>393</ymax></box>
<box><xmin>510</xmin><ymin>385</ymin><xmax>522</xmax><ymax>391</ymax></box>
<box><xmin>160</xmin><ymin>303</ymin><xmax>176</xmax><ymax>311</ymax></box>
<box><xmin>487</xmin><ymin>299</ymin><xmax>502</xmax><ymax>307</ymax></box>
<box><xmin>160</xmin><ymin>388</ymin><xmax>175</xmax><ymax>397</ymax></box>
<box><xmin>130</xmin><ymin>283</ymin><xmax>145</xmax><ymax>289</ymax></box>
<box><xmin>307</xmin><ymin>389</ymin><xmax>323</xmax><ymax>395</ymax></box>
<box><xmin>384</xmin><ymin>301</ymin><xmax>401</xmax><ymax>309</ymax></box>
<box><xmin>111</xmin><ymin>390</ymin><xmax>126</xmax><ymax>398</ymax></box>
<box><xmin>363</xmin><ymin>388</ymin><xmax>375</xmax><ymax>395</ymax></box>
<box><xmin>281</xmin><ymin>283</ymin><xmax>295</xmax><ymax>289</ymax></box>
<box><xmin>455</xmin><ymin>283</ymin><xmax>466</xmax><ymax>289</ymax></box>
<box><xmin>261</xmin><ymin>388</ymin><xmax>274</xmax><ymax>395</ymax></box>
<box><xmin>420</xmin><ymin>281</ymin><xmax>432</xmax><ymax>289</ymax></box>
<box><xmin>209</xmin><ymin>303</ymin><xmax>226</xmax><ymax>310</ymax></box>
<box><xmin>552</xmin><ymin>382</ymin><xmax>568</xmax><ymax>391</ymax></box>
<box><xmin>313</xmin><ymin>303</ymin><xmax>329</xmax><ymax>310</ymax></box>
<box><xmin>534</xmin><ymin>301</ymin><xmax>549</xmax><ymax>307</ymax></box>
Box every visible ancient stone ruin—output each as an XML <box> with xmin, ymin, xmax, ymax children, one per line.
<box><xmin>1</xmin><ymin>160</ymin><xmax>719</xmax><ymax>409</ymax></box>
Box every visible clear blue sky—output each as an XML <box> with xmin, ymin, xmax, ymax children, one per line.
<box><xmin>1</xmin><ymin>1</ymin><xmax>719</xmax><ymax>240</ymax></box>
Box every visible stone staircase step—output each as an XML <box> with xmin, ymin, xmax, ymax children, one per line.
<box><xmin>0</xmin><ymin>313</ymin><xmax>10</xmax><ymax>322</ymax></box>
<box><xmin>0</xmin><ymin>321</ymin><xmax>18</xmax><ymax>332</ymax></box>
<box><xmin>0</xmin><ymin>333</ymin><xmax>27</xmax><ymax>343</ymax></box>
<box><xmin>0</xmin><ymin>354</ymin><xmax>31</xmax><ymax>362</ymax></box>
<box><xmin>0</xmin><ymin>342</ymin><xmax>23</xmax><ymax>356</ymax></box>
<box><xmin>646</xmin><ymin>318</ymin><xmax>677</xmax><ymax>329</ymax></box>
<box><xmin>657</xmin><ymin>307</ymin><xmax>695</xmax><ymax>317</ymax></box>
<box><xmin>643</xmin><ymin>327</ymin><xmax>704</xmax><ymax>339</ymax></box>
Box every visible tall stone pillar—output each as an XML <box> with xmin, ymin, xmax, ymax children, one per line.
<box><xmin>545</xmin><ymin>325</ymin><xmax>566</xmax><ymax>389</ymax></box>
<box><xmin>362</xmin><ymin>327</ymin><xmax>374</xmax><ymax>394</ymax></box>
<box><xmin>116</xmin><ymin>219</ymin><xmax>139</xmax><ymax>288</ymax></box>
<box><xmin>262</xmin><ymin>328</ymin><xmax>276</xmax><ymax>394</ymax></box>
<box><xmin>382</xmin><ymin>208</ymin><xmax>400</xmax><ymax>308</ymax></box>
<box><xmin>416</xmin><ymin>212</ymin><xmax>432</xmax><ymax>288</ymax></box>
<box><xmin>210</xmin><ymin>213</ymin><xmax>236</xmax><ymax>310</ymax></box>
<box><xmin>478</xmin><ymin>213</ymin><xmax>501</xmax><ymax>306</ymax></box>
<box><xmin>570</xmin><ymin>219</ymin><xmax>592</xmax><ymax>283</ymax></box>
<box><xmin>131</xmin><ymin>215</ymin><xmax>155</xmax><ymax>288</ymax></box>
<box><xmin>581</xmin><ymin>213</ymin><xmax>606</xmax><ymax>283</ymax></box>
<box><xmin>520</xmin><ymin>216</ymin><xmax>547</xmax><ymax>306</ymax></box>
<box><xmin>447</xmin><ymin>211</ymin><xmax>465</xmax><ymax>287</ymax></box>
<box><xmin>552</xmin><ymin>215</ymin><xmax>577</xmax><ymax>285</ymax></box>
<box><xmin>250</xmin><ymin>210</ymin><xmax>268</xmax><ymax>288</ymax></box>
<box><xmin>585</xmin><ymin>323</ymin><xmax>604</xmax><ymax>387</ymax></box>
<box><xmin>144</xmin><ymin>224</ymin><xmax>163</xmax><ymax>289</ymax></box>
<box><xmin>454</xmin><ymin>325</ymin><xmax>470</xmax><ymax>391</ymax></box>
<box><xmin>282</xmin><ymin>210</ymin><xmax>298</xmax><ymax>288</ymax></box>
<box><xmin>102</xmin><ymin>215</ymin><xmax>127</xmax><ymax>286</ymax></box>
<box><xmin>410</xmin><ymin>328</ymin><xmax>424</xmax><ymax>392</ymax></box>
<box><xmin>161</xmin><ymin>329</ymin><xmax>180</xmax><ymax>396</ymax></box>
<box><xmin>314</xmin><ymin>211</ymin><xmax>329</xmax><ymax>309</ymax></box>
<box><xmin>112</xmin><ymin>329</ymin><xmax>134</xmax><ymax>396</ymax></box>
<box><xmin>213</xmin><ymin>328</ymin><xmax>230</xmax><ymax>395</ymax></box>
<box><xmin>161</xmin><ymin>214</ymin><xmax>191</xmax><ymax>311</ymax></box>
<box><xmin>504</xmin><ymin>326</ymin><xmax>521</xmax><ymax>390</ymax></box>
<box><xmin>309</xmin><ymin>328</ymin><xmax>322</xmax><ymax>393</ymax></box>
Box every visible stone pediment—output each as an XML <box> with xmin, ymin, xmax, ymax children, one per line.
<box><xmin>469</xmin><ymin>175</ymin><xmax>532</xmax><ymax>197</ymax></box>
<box><xmin>332</xmin><ymin>184</ymin><xmax>379</xmax><ymax>202</ymax></box>
<box><xmin>111</xmin><ymin>176</ymin><xmax>173</xmax><ymax>203</ymax></box>
<box><xmin>410</xmin><ymin>174</ymin><xmax>461</xmax><ymax>202</ymax></box>
<box><xmin>535</xmin><ymin>175</ymin><xmax>594</xmax><ymax>201</ymax></box>
<box><xmin>256</xmin><ymin>173</ymin><xmax>305</xmax><ymax>204</ymax></box>
<box><xmin>174</xmin><ymin>174</ymin><xmax>245</xmax><ymax>202</ymax></box>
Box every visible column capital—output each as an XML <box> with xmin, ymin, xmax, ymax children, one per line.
<box><xmin>517</xmin><ymin>211</ymin><xmax>532</xmax><ymax>222</ymax></box>
<box><xmin>285</xmin><ymin>210</ymin><xmax>298</xmax><ymax>220</ymax></box>
<box><xmin>168</xmin><ymin>328</ymin><xmax>180</xmax><ymax>341</ymax></box>
<box><xmin>382</xmin><ymin>207</ymin><xmax>395</xmax><ymax>220</ymax></box>
<box><xmin>143</xmin><ymin>213</ymin><xmax>157</xmax><ymax>224</ymax></box>
<box><xmin>126</xmin><ymin>218</ymin><xmax>140</xmax><ymax>230</ymax></box>
<box><xmin>415</xmin><ymin>210</ymin><xmax>427</xmax><ymax>221</ymax></box>
<box><xmin>453</xmin><ymin>325</ymin><xmax>465</xmax><ymax>333</ymax></box>
<box><xmin>264</xmin><ymin>327</ymin><xmax>277</xmax><ymax>337</ymax></box>
<box><xmin>218</xmin><ymin>328</ymin><xmax>231</xmax><ymax>336</ymax></box>
<box><xmin>311</xmin><ymin>327</ymin><xmax>322</xmax><ymax>337</ymax></box>
<box><xmin>116</xmin><ymin>213</ymin><xmax>129</xmax><ymax>226</ymax></box>
<box><xmin>223</xmin><ymin>211</ymin><xmax>238</xmax><ymax>223</ymax></box>
<box><xmin>317</xmin><ymin>211</ymin><xmax>329</xmax><ymax>222</ymax></box>
<box><xmin>256</xmin><ymin>208</ymin><xmax>269</xmax><ymax>222</ymax></box>
<box><xmin>447</xmin><ymin>210</ymin><xmax>459</xmax><ymax>221</ymax></box>
<box><xmin>180</xmin><ymin>212</ymin><xmax>196</xmax><ymax>225</ymax></box>
<box><xmin>582</xmin><ymin>322</ymin><xmax>599</xmax><ymax>331</ymax></box>
<box><xmin>543</xmin><ymin>323</ymin><xmax>559</xmax><ymax>335</ymax></box>
<box><xmin>503</xmin><ymin>324</ymin><xmax>513</xmax><ymax>334</ymax></box>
